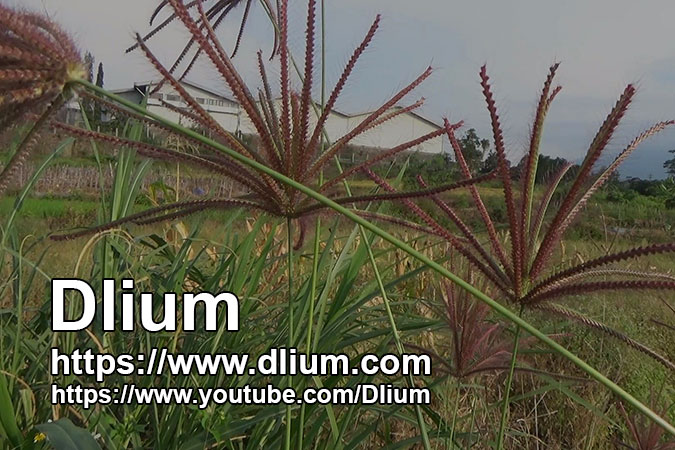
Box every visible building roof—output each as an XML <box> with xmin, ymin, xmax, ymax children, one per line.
<box><xmin>113</xmin><ymin>79</ymin><xmax>237</xmax><ymax>104</ymax></box>
<box><xmin>179</xmin><ymin>80</ymin><xmax>237</xmax><ymax>104</ymax></box>
<box><xmin>263</xmin><ymin>96</ymin><xmax>351</xmax><ymax>118</ymax></box>
<box><xmin>259</xmin><ymin>98</ymin><xmax>439</xmax><ymax>125</ymax></box>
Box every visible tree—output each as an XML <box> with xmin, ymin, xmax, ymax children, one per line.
<box><xmin>404</xmin><ymin>152</ymin><xmax>456</xmax><ymax>188</ymax></box>
<box><xmin>78</xmin><ymin>54</ymin><xmax>104</xmax><ymax>124</ymax></box>
<box><xmin>664</xmin><ymin>149</ymin><xmax>675</xmax><ymax>176</ymax></box>
<box><xmin>458</xmin><ymin>128</ymin><xmax>489</xmax><ymax>173</ymax></box>
<box><xmin>93</xmin><ymin>63</ymin><xmax>105</xmax><ymax>125</ymax></box>
<box><xmin>95</xmin><ymin>62</ymin><xmax>104</xmax><ymax>88</ymax></box>
<box><xmin>80</xmin><ymin>53</ymin><xmax>96</xmax><ymax>119</ymax></box>
<box><xmin>84</xmin><ymin>52</ymin><xmax>94</xmax><ymax>82</ymax></box>
<box><xmin>535</xmin><ymin>155</ymin><xmax>571</xmax><ymax>183</ymax></box>
<box><xmin>514</xmin><ymin>154</ymin><xmax>572</xmax><ymax>184</ymax></box>
<box><xmin>480</xmin><ymin>151</ymin><xmax>498</xmax><ymax>174</ymax></box>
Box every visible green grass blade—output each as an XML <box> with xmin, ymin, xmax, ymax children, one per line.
<box><xmin>36</xmin><ymin>418</ymin><xmax>102</xmax><ymax>450</ymax></box>
<box><xmin>0</xmin><ymin>373</ymin><xmax>22</xmax><ymax>447</ymax></box>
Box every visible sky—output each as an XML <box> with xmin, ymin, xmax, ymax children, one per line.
<box><xmin>11</xmin><ymin>0</ymin><xmax>675</xmax><ymax>179</ymax></box>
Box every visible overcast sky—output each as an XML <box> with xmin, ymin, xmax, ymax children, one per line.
<box><xmin>11</xmin><ymin>0</ymin><xmax>675</xmax><ymax>178</ymax></box>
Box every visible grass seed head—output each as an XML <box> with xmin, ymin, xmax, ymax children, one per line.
<box><xmin>0</xmin><ymin>4</ymin><xmax>84</xmax><ymax>196</ymax></box>
<box><xmin>51</xmin><ymin>0</ymin><xmax>484</xmax><ymax>246</ymax></box>
<box><xmin>0</xmin><ymin>4</ymin><xmax>84</xmax><ymax>125</ymax></box>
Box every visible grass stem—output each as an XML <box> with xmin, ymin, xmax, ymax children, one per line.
<box><xmin>334</xmin><ymin>155</ymin><xmax>432</xmax><ymax>449</ymax></box>
<box><xmin>497</xmin><ymin>306</ymin><xmax>525</xmax><ymax>448</ymax></box>
<box><xmin>285</xmin><ymin>217</ymin><xmax>294</xmax><ymax>450</ymax></box>
<box><xmin>449</xmin><ymin>379</ymin><xmax>461</xmax><ymax>449</ymax></box>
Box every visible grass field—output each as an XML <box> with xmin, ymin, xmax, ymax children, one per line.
<box><xmin>1</xmin><ymin>180</ymin><xmax>673</xmax><ymax>448</ymax></box>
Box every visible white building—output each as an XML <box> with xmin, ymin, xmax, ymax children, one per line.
<box><xmin>343</xmin><ymin>107</ymin><xmax>445</xmax><ymax>154</ymax></box>
<box><xmin>241</xmin><ymin>99</ymin><xmax>445</xmax><ymax>154</ymax></box>
<box><xmin>113</xmin><ymin>80</ymin><xmax>241</xmax><ymax>133</ymax></box>
<box><xmin>71</xmin><ymin>80</ymin><xmax>445</xmax><ymax>154</ymax></box>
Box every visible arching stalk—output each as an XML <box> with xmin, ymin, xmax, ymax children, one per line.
<box><xmin>334</xmin><ymin>155</ymin><xmax>432</xmax><ymax>449</ymax></box>
<box><xmin>72</xmin><ymin>78</ymin><xmax>675</xmax><ymax>436</ymax></box>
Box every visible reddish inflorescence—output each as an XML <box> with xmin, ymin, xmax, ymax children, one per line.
<box><xmin>0</xmin><ymin>4</ymin><xmax>84</xmax><ymax>195</ymax></box>
<box><xmin>366</xmin><ymin>64</ymin><xmax>675</xmax><ymax>370</ymax></box>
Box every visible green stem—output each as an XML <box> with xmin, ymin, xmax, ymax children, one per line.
<box><xmin>285</xmin><ymin>218</ymin><xmax>294</xmax><ymax>450</ymax></box>
<box><xmin>10</xmin><ymin>237</ymin><xmax>25</xmax><ymax>380</ymax></box>
<box><xmin>449</xmin><ymin>379</ymin><xmax>461</xmax><ymax>449</ymax></box>
<box><xmin>298</xmin><ymin>214</ymin><xmax>321</xmax><ymax>450</ymax></box>
<box><xmin>73</xmin><ymin>78</ymin><xmax>675</xmax><ymax>436</ymax></box>
<box><xmin>469</xmin><ymin>394</ymin><xmax>478</xmax><ymax>445</ymax></box>
<box><xmin>362</xmin><ymin>227</ymin><xmax>432</xmax><ymax>450</ymax></box>
<box><xmin>497</xmin><ymin>306</ymin><xmax>525</xmax><ymax>449</ymax></box>
<box><xmin>335</xmin><ymin>157</ymin><xmax>432</xmax><ymax>449</ymax></box>
<box><xmin>299</xmin><ymin>4</ymin><xmax>327</xmax><ymax>446</ymax></box>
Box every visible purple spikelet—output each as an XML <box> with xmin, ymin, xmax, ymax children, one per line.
<box><xmin>534</xmin><ymin>303</ymin><xmax>675</xmax><ymax>371</ymax></box>
<box><xmin>531</xmin><ymin>84</ymin><xmax>636</xmax><ymax>279</ymax></box>
<box><xmin>480</xmin><ymin>65</ymin><xmax>524</xmax><ymax>297</ymax></box>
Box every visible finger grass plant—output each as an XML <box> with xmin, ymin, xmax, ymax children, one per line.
<box><xmin>434</xmin><ymin>277</ymin><xmax>539</xmax><ymax>381</ymax></box>
<box><xmin>49</xmin><ymin>0</ymin><xmax>493</xmax><ymax>246</ymax></box>
<box><xmin>364</xmin><ymin>64</ymin><xmax>675</xmax><ymax>369</ymax></box>
<box><xmin>363</xmin><ymin>63</ymin><xmax>675</xmax><ymax>446</ymax></box>
<box><xmin>413</xmin><ymin>274</ymin><xmax>542</xmax><ymax>447</ymax></box>
<box><xmin>618</xmin><ymin>390</ymin><xmax>675</xmax><ymax>450</ymax></box>
<box><xmin>127</xmin><ymin>0</ymin><xmax>278</xmax><ymax>75</ymax></box>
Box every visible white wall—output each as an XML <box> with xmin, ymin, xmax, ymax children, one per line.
<box><xmin>145</xmin><ymin>82</ymin><xmax>241</xmax><ymax>134</ymax></box>
<box><xmin>347</xmin><ymin>110</ymin><xmax>444</xmax><ymax>154</ymax></box>
<box><xmin>239</xmin><ymin>98</ymin><xmax>351</xmax><ymax>145</ymax></box>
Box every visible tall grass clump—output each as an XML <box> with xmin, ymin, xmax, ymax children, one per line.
<box><xmin>50</xmin><ymin>4</ymin><xmax>490</xmax><ymax>443</ymax></box>
<box><xmin>366</xmin><ymin>63</ymin><xmax>675</xmax><ymax>368</ymax></box>
<box><xmin>363</xmin><ymin>63</ymin><xmax>675</xmax><ymax>444</ymax></box>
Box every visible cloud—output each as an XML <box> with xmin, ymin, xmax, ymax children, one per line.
<box><xmin>15</xmin><ymin>0</ymin><xmax>675</xmax><ymax>178</ymax></box>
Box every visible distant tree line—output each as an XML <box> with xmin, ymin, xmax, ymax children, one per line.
<box><xmin>403</xmin><ymin>129</ymin><xmax>675</xmax><ymax>209</ymax></box>
<box><xmin>665</xmin><ymin>149</ymin><xmax>675</xmax><ymax>177</ymax></box>
<box><xmin>404</xmin><ymin>128</ymin><xmax>578</xmax><ymax>187</ymax></box>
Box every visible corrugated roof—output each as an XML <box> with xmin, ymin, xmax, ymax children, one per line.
<box><xmin>115</xmin><ymin>79</ymin><xmax>237</xmax><ymax>104</ymax></box>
